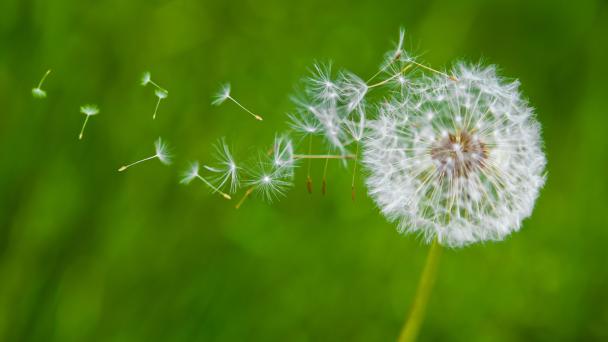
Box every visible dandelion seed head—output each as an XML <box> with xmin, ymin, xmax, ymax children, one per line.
<box><xmin>344</xmin><ymin>108</ymin><xmax>366</xmax><ymax>142</ymax></box>
<box><xmin>32</xmin><ymin>88</ymin><xmax>47</xmax><ymax>98</ymax></box>
<box><xmin>141</xmin><ymin>71</ymin><xmax>152</xmax><ymax>86</ymax></box>
<box><xmin>272</xmin><ymin>134</ymin><xmax>295</xmax><ymax>174</ymax></box>
<box><xmin>246</xmin><ymin>152</ymin><xmax>294</xmax><ymax>202</ymax></box>
<box><xmin>306</xmin><ymin>63</ymin><xmax>339</xmax><ymax>102</ymax></box>
<box><xmin>181</xmin><ymin>162</ymin><xmax>200</xmax><ymax>184</ymax></box>
<box><xmin>80</xmin><ymin>104</ymin><xmax>99</xmax><ymax>116</ymax></box>
<box><xmin>288</xmin><ymin>112</ymin><xmax>321</xmax><ymax>135</ymax></box>
<box><xmin>204</xmin><ymin>139</ymin><xmax>241</xmax><ymax>193</ymax></box>
<box><xmin>338</xmin><ymin>71</ymin><xmax>368</xmax><ymax>112</ymax></box>
<box><xmin>154</xmin><ymin>137</ymin><xmax>172</xmax><ymax>165</ymax></box>
<box><xmin>212</xmin><ymin>83</ymin><xmax>231</xmax><ymax>106</ymax></box>
<box><xmin>155</xmin><ymin>89</ymin><xmax>168</xmax><ymax>99</ymax></box>
<box><xmin>363</xmin><ymin>63</ymin><xmax>546</xmax><ymax>248</ymax></box>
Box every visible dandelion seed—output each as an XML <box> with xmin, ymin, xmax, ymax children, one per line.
<box><xmin>272</xmin><ymin>134</ymin><xmax>296</xmax><ymax>176</ymax></box>
<box><xmin>306</xmin><ymin>63</ymin><xmax>339</xmax><ymax>102</ymax></box>
<box><xmin>152</xmin><ymin>89</ymin><xmax>168</xmax><ymax>120</ymax></box>
<box><xmin>288</xmin><ymin>111</ymin><xmax>321</xmax><ymax>136</ymax></box>
<box><xmin>363</xmin><ymin>63</ymin><xmax>546</xmax><ymax>247</ymax></box>
<box><xmin>118</xmin><ymin>137</ymin><xmax>172</xmax><ymax>172</ymax></box>
<box><xmin>212</xmin><ymin>83</ymin><xmax>263</xmax><ymax>121</ymax></box>
<box><xmin>203</xmin><ymin>139</ymin><xmax>240</xmax><ymax>194</ymax></box>
<box><xmin>236</xmin><ymin>151</ymin><xmax>294</xmax><ymax>207</ymax></box>
<box><xmin>338</xmin><ymin>71</ymin><xmax>368</xmax><ymax>112</ymax></box>
<box><xmin>181</xmin><ymin>162</ymin><xmax>231</xmax><ymax>200</ymax></box>
<box><xmin>32</xmin><ymin>69</ymin><xmax>51</xmax><ymax>98</ymax></box>
<box><xmin>78</xmin><ymin>104</ymin><xmax>99</xmax><ymax>140</ymax></box>
<box><xmin>248</xmin><ymin>169</ymin><xmax>293</xmax><ymax>202</ymax></box>
<box><xmin>140</xmin><ymin>71</ymin><xmax>168</xmax><ymax>92</ymax></box>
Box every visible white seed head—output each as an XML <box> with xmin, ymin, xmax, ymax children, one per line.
<box><xmin>181</xmin><ymin>162</ymin><xmax>200</xmax><ymax>184</ymax></box>
<box><xmin>344</xmin><ymin>108</ymin><xmax>366</xmax><ymax>142</ymax></box>
<box><xmin>80</xmin><ymin>104</ymin><xmax>99</xmax><ymax>116</ymax></box>
<box><xmin>306</xmin><ymin>63</ymin><xmax>338</xmax><ymax>102</ymax></box>
<box><xmin>287</xmin><ymin>111</ymin><xmax>321</xmax><ymax>136</ymax></box>
<box><xmin>363</xmin><ymin>63</ymin><xmax>546</xmax><ymax>248</ymax></box>
<box><xmin>212</xmin><ymin>83</ymin><xmax>231</xmax><ymax>106</ymax></box>
<box><xmin>32</xmin><ymin>88</ymin><xmax>47</xmax><ymax>98</ymax></box>
<box><xmin>155</xmin><ymin>89</ymin><xmax>168</xmax><ymax>99</ymax></box>
<box><xmin>272</xmin><ymin>134</ymin><xmax>295</xmax><ymax>172</ymax></box>
<box><xmin>154</xmin><ymin>137</ymin><xmax>172</xmax><ymax>165</ymax></box>
<box><xmin>246</xmin><ymin>156</ymin><xmax>293</xmax><ymax>202</ymax></box>
<box><xmin>141</xmin><ymin>71</ymin><xmax>152</xmax><ymax>86</ymax></box>
<box><xmin>203</xmin><ymin>139</ymin><xmax>241</xmax><ymax>193</ymax></box>
<box><xmin>338</xmin><ymin>71</ymin><xmax>368</xmax><ymax>113</ymax></box>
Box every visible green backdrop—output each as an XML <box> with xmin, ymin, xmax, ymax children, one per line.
<box><xmin>1</xmin><ymin>0</ymin><xmax>607</xmax><ymax>341</ymax></box>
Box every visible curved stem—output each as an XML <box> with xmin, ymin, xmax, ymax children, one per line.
<box><xmin>229</xmin><ymin>96</ymin><xmax>263</xmax><ymax>121</ymax></box>
<box><xmin>153</xmin><ymin>97</ymin><xmax>162</xmax><ymax>120</ymax></box>
<box><xmin>397</xmin><ymin>238</ymin><xmax>442</xmax><ymax>342</ymax></box>
<box><xmin>235</xmin><ymin>187</ymin><xmax>255</xmax><ymax>209</ymax></box>
<box><xmin>38</xmin><ymin>69</ymin><xmax>51</xmax><ymax>88</ymax></box>
<box><xmin>78</xmin><ymin>115</ymin><xmax>90</xmax><ymax>140</ymax></box>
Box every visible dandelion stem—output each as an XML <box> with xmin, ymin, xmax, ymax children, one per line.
<box><xmin>368</xmin><ymin>64</ymin><xmax>413</xmax><ymax>88</ymax></box>
<box><xmin>153</xmin><ymin>97</ymin><xmax>162</xmax><ymax>120</ymax></box>
<box><xmin>409</xmin><ymin>61</ymin><xmax>457</xmax><ymax>81</ymax></box>
<box><xmin>78</xmin><ymin>115</ymin><xmax>90</xmax><ymax>140</ymax></box>
<box><xmin>149</xmin><ymin>80</ymin><xmax>168</xmax><ymax>93</ymax></box>
<box><xmin>197</xmin><ymin>175</ymin><xmax>231</xmax><ymax>200</ymax></box>
<box><xmin>366</xmin><ymin>66</ymin><xmax>388</xmax><ymax>84</ymax></box>
<box><xmin>38</xmin><ymin>69</ymin><xmax>51</xmax><ymax>88</ymax></box>
<box><xmin>351</xmin><ymin>142</ymin><xmax>359</xmax><ymax>200</ymax></box>
<box><xmin>397</xmin><ymin>238</ymin><xmax>442</xmax><ymax>342</ymax></box>
<box><xmin>118</xmin><ymin>155</ymin><xmax>157</xmax><ymax>172</ymax></box>
<box><xmin>235</xmin><ymin>187</ymin><xmax>255</xmax><ymax>209</ymax></box>
<box><xmin>366</xmin><ymin>52</ymin><xmax>402</xmax><ymax>83</ymax></box>
<box><xmin>293</xmin><ymin>154</ymin><xmax>355</xmax><ymax>160</ymax></box>
<box><xmin>228</xmin><ymin>96</ymin><xmax>263</xmax><ymax>121</ymax></box>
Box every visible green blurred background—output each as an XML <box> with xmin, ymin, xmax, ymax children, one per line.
<box><xmin>1</xmin><ymin>0</ymin><xmax>607</xmax><ymax>341</ymax></box>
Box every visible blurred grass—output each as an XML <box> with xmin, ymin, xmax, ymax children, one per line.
<box><xmin>1</xmin><ymin>0</ymin><xmax>607</xmax><ymax>341</ymax></box>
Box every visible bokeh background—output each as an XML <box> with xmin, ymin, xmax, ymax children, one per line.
<box><xmin>1</xmin><ymin>0</ymin><xmax>607</xmax><ymax>341</ymax></box>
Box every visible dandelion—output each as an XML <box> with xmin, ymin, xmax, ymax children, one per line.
<box><xmin>235</xmin><ymin>144</ymin><xmax>296</xmax><ymax>209</ymax></box>
<box><xmin>271</xmin><ymin>134</ymin><xmax>295</xmax><ymax>176</ymax></box>
<box><xmin>338</xmin><ymin>71</ymin><xmax>368</xmax><ymax>112</ymax></box>
<box><xmin>181</xmin><ymin>162</ymin><xmax>231</xmax><ymax>200</ymax></box>
<box><xmin>306</xmin><ymin>63</ymin><xmax>339</xmax><ymax>102</ymax></box>
<box><xmin>212</xmin><ymin>83</ymin><xmax>263</xmax><ymax>121</ymax></box>
<box><xmin>288</xmin><ymin>111</ymin><xmax>321</xmax><ymax>136</ymax></box>
<box><xmin>364</xmin><ymin>62</ymin><xmax>546</xmax><ymax>248</ymax></box>
<box><xmin>140</xmin><ymin>71</ymin><xmax>168</xmax><ymax>92</ymax></box>
<box><xmin>78</xmin><ymin>104</ymin><xmax>99</xmax><ymax>140</ymax></box>
<box><xmin>152</xmin><ymin>89</ymin><xmax>168</xmax><ymax>120</ymax></box>
<box><xmin>203</xmin><ymin>139</ymin><xmax>240</xmax><ymax>194</ymax></box>
<box><xmin>246</xmin><ymin>158</ymin><xmax>293</xmax><ymax>203</ymax></box>
<box><xmin>32</xmin><ymin>69</ymin><xmax>51</xmax><ymax>98</ymax></box>
<box><xmin>362</xmin><ymin>62</ymin><xmax>546</xmax><ymax>342</ymax></box>
<box><xmin>118</xmin><ymin>137</ymin><xmax>172</xmax><ymax>172</ymax></box>
<box><xmin>365</xmin><ymin>28</ymin><xmax>408</xmax><ymax>84</ymax></box>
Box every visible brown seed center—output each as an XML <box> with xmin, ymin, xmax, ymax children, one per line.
<box><xmin>431</xmin><ymin>130</ymin><xmax>488</xmax><ymax>178</ymax></box>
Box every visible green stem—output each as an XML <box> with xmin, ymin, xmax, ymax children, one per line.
<box><xmin>397</xmin><ymin>238</ymin><xmax>442</xmax><ymax>342</ymax></box>
<box><xmin>38</xmin><ymin>69</ymin><xmax>51</xmax><ymax>88</ymax></box>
